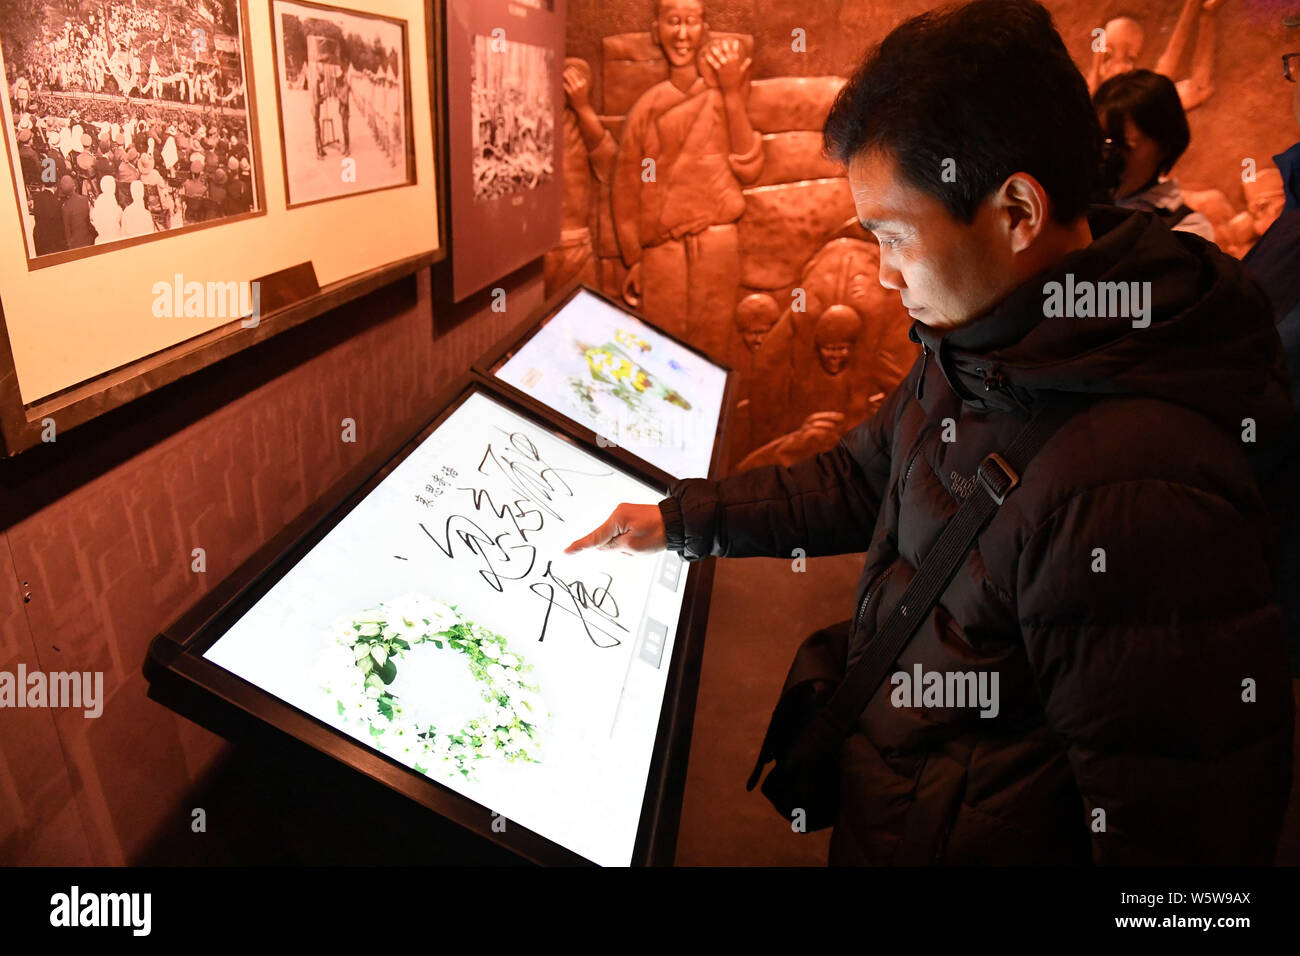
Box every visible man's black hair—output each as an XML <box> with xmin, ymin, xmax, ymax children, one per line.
<box><xmin>822</xmin><ymin>0</ymin><xmax>1101</xmax><ymax>224</ymax></box>
<box><xmin>1092</xmin><ymin>69</ymin><xmax>1191</xmax><ymax>178</ymax></box>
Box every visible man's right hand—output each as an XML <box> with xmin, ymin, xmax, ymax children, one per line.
<box><xmin>564</xmin><ymin>503</ymin><xmax>667</xmax><ymax>556</ymax></box>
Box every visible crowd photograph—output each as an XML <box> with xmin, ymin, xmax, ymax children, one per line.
<box><xmin>470</xmin><ymin>33</ymin><xmax>555</xmax><ymax>203</ymax></box>
<box><xmin>2</xmin><ymin>0</ymin><xmax>258</xmax><ymax>261</ymax></box>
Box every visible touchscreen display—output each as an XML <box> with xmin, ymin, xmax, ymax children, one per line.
<box><xmin>204</xmin><ymin>390</ymin><xmax>689</xmax><ymax>865</ymax></box>
<box><xmin>494</xmin><ymin>289</ymin><xmax>726</xmax><ymax>479</ymax></box>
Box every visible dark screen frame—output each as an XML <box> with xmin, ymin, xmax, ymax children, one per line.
<box><xmin>146</xmin><ymin>372</ymin><xmax>715</xmax><ymax>866</ymax></box>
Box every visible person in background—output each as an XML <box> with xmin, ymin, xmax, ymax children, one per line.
<box><xmin>1092</xmin><ymin>69</ymin><xmax>1214</xmax><ymax>242</ymax></box>
<box><xmin>336</xmin><ymin>60</ymin><xmax>352</xmax><ymax>157</ymax></box>
<box><xmin>40</xmin><ymin>126</ymin><xmax>68</xmax><ymax>187</ymax></box>
<box><xmin>207</xmin><ymin>165</ymin><xmax>228</xmax><ymax>213</ymax></box>
<box><xmin>173</xmin><ymin>122</ymin><xmax>191</xmax><ymax>163</ymax></box>
<box><xmin>224</xmin><ymin>155</ymin><xmax>251</xmax><ymax>215</ymax></box>
<box><xmin>120</xmin><ymin>179</ymin><xmax>153</xmax><ymax>238</ymax></box>
<box><xmin>188</xmin><ymin>125</ymin><xmax>206</xmax><ymax>170</ymax></box>
<box><xmin>58</xmin><ymin>173</ymin><xmax>94</xmax><ymax>248</ymax></box>
<box><xmin>115</xmin><ymin>150</ymin><xmax>139</xmax><ymax>208</ymax></box>
<box><xmin>56</xmin><ymin>122</ymin><xmax>75</xmax><ymax>161</ymax></box>
<box><xmin>90</xmin><ymin>172</ymin><xmax>121</xmax><ymax>244</ymax></box>
<box><xmin>16</xmin><ymin>127</ymin><xmax>41</xmax><ymax>187</ymax></box>
<box><xmin>309</xmin><ymin>60</ymin><xmax>326</xmax><ymax>158</ymax></box>
<box><xmin>161</xmin><ymin>125</ymin><xmax>180</xmax><ymax>177</ymax></box>
<box><xmin>214</xmin><ymin>125</ymin><xmax>230</xmax><ymax>168</ymax></box>
<box><xmin>238</xmin><ymin>157</ymin><xmax>252</xmax><ymax>203</ymax></box>
<box><xmin>136</xmin><ymin>152</ymin><xmax>173</xmax><ymax>231</ymax></box>
<box><xmin>228</xmin><ymin>130</ymin><xmax>249</xmax><ymax>165</ymax></box>
<box><xmin>31</xmin><ymin>180</ymin><xmax>66</xmax><ymax>255</ymax></box>
<box><xmin>94</xmin><ymin>133</ymin><xmax>116</xmax><ymax>182</ymax></box>
<box><xmin>181</xmin><ymin>158</ymin><xmax>208</xmax><ymax>224</ymax></box>
<box><xmin>202</xmin><ymin>125</ymin><xmax>220</xmax><ymax>171</ymax></box>
<box><xmin>73</xmin><ymin>132</ymin><xmax>97</xmax><ymax>197</ymax></box>
<box><xmin>1243</xmin><ymin>9</ymin><xmax>1300</xmax><ymax>674</ymax></box>
<box><xmin>12</xmin><ymin>72</ymin><xmax>30</xmax><ymax>114</ymax></box>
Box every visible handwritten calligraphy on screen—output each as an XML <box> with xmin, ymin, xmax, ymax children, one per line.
<box><xmin>205</xmin><ymin>391</ymin><xmax>687</xmax><ymax>865</ymax></box>
<box><xmin>416</xmin><ymin>429</ymin><xmax>629</xmax><ymax>650</ymax></box>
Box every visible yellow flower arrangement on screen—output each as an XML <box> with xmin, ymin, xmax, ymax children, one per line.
<box><xmin>576</xmin><ymin>335</ymin><xmax>692</xmax><ymax>411</ymax></box>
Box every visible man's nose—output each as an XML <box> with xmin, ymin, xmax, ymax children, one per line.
<box><xmin>877</xmin><ymin>257</ymin><xmax>904</xmax><ymax>292</ymax></box>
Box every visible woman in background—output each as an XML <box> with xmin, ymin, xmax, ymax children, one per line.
<box><xmin>1093</xmin><ymin>69</ymin><xmax>1215</xmax><ymax>241</ymax></box>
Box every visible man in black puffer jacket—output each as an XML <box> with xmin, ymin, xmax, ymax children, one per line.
<box><xmin>566</xmin><ymin>0</ymin><xmax>1296</xmax><ymax>864</ymax></box>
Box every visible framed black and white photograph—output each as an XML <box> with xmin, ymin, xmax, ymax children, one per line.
<box><xmin>270</xmin><ymin>0</ymin><xmax>414</xmax><ymax>208</ymax></box>
<box><xmin>0</xmin><ymin>0</ymin><xmax>262</xmax><ymax>267</ymax></box>
<box><xmin>0</xmin><ymin>0</ymin><xmax>444</xmax><ymax>457</ymax></box>
<box><xmin>470</xmin><ymin>32</ymin><xmax>553</xmax><ymax>204</ymax></box>
<box><xmin>440</xmin><ymin>0</ymin><xmax>563</xmax><ymax>303</ymax></box>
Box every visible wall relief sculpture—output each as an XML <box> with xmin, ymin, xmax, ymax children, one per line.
<box><xmin>554</xmin><ymin>0</ymin><xmax>1295</xmax><ymax>473</ymax></box>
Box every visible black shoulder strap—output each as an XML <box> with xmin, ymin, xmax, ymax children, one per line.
<box><xmin>821</xmin><ymin>395</ymin><xmax>1083</xmax><ymax>736</ymax></box>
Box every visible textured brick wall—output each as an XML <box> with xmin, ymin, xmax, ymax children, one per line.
<box><xmin>0</xmin><ymin>264</ymin><xmax>543</xmax><ymax>864</ymax></box>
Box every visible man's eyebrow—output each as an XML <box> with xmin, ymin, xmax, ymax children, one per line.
<box><xmin>858</xmin><ymin>218</ymin><xmax>896</xmax><ymax>232</ymax></box>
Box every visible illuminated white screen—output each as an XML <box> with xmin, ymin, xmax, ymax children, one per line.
<box><xmin>495</xmin><ymin>289</ymin><xmax>727</xmax><ymax>479</ymax></box>
<box><xmin>204</xmin><ymin>391</ymin><xmax>688</xmax><ymax>866</ymax></box>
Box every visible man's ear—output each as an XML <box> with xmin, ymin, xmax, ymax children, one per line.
<box><xmin>999</xmin><ymin>172</ymin><xmax>1049</xmax><ymax>254</ymax></box>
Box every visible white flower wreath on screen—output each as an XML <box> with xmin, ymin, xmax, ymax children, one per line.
<box><xmin>325</xmin><ymin>593</ymin><xmax>548</xmax><ymax>779</ymax></box>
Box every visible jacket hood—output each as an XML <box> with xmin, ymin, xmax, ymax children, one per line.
<box><xmin>909</xmin><ymin>206</ymin><xmax>1295</xmax><ymax>445</ymax></box>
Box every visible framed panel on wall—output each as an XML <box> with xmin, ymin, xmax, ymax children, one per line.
<box><xmin>438</xmin><ymin>0</ymin><xmax>564</xmax><ymax>302</ymax></box>
<box><xmin>268</xmin><ymin>0</ymin><xmax>416</xmax><ymax>208</ymax></box>
<box><xmin>147</xmin><ymin>374</ymin><xmax>714</xmax><ymax>866</ymax></box>
<box><xmin>475</xmin><ymin>281</ymin><xmax>734</xmax><ymax>483</ymax></box>
<box><xmin>0</xmin><ymin>0</ymin><xmax>446</xmax><ymax>456</ymax></box>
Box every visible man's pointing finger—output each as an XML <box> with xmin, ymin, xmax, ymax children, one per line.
<box><xmin>564</xmin><ymin>513</ymin><xmax>617</xmax><ymax>554</ymax></box>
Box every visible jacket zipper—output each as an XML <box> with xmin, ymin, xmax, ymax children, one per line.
<box><xmin>899</xmin><ymin>419</ymin><xmax>939</xmax><ymax>496</ymax></box>
<box><xmin>900</xmin><ymin>342</ymin><xmax>933</xmax><ymax>490</ymax></box>
<box><xmin>854</xmin><ymin>565</ymin><xmax>895</xmax><ymax>636</ymax></box>
<box><xmin>902</xmin><ymin>443</ymin><xmax>922</xmax><ymax>491</ymax></box>
<box><xmin>859</xmin><ymin>345</ymin><xmax>924</xmax><ymax>641</ymax></box>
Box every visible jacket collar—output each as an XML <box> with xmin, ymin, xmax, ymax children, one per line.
<box><xmin>1115</xmin><ymin>177</ymin><xmax>1186</xmax><ymax>213</ymax></box>
<box><xmin>908</xmin><ymin>320</ymin><xmax>1036</xmax><ymax>415</ymax></box>
<box><xmin>905</xmin><ymin>206</ymin><xmax>1145</xmax><ymax>415</ymax></box>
